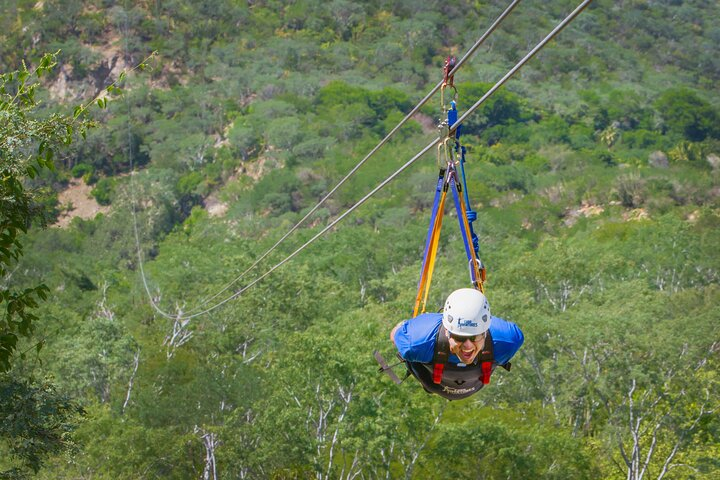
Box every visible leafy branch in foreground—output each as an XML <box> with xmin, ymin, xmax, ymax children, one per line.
<box><xmin>0</xmin><ymin>50</ymin><xmax>154</xmax><ymax>372</ymax></box>
<box><xmin>1</xmin><ymin>50</ymin><xmax>154</xmax><ymax>479</ymax></box>
<box><xmin>1</xmin><ymin>52</ymin><xmax>80</xmax><ymax>372</ymax></box>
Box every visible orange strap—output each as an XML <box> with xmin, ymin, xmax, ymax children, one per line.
<box><xmin>412</xmin><ymin>187</ymin><xmax>448</xmax><ymax>317</ymax></box>
<box><xmin>413</xmin><ymin>162</ymin><xmax>486</xmax><ymax>316</ymax></box>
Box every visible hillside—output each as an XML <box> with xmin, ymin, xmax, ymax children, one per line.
<box><xmin>1</xmin><ymin>1</ymin><xmax>719</xmax><ymax>478</ymax></box>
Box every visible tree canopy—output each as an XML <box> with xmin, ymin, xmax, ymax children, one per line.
<box><xmin>1</xmin><ymin>1</ymin><xmax>719</xmax><ymax>478</ymax></box>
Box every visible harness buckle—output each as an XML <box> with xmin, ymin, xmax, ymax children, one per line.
<box><xmin>432</xmin><ymin>363</ymin><xmax>445</xmax><ymax>384</ymax></box>
<box><xmin>480</xmin><ymin>361</ymin><xmax>492</xmax><ymax>385</ymax></box>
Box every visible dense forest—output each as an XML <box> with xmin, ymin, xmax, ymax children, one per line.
<box><xmin>1</xmin><ymin>0</ymin><xmax>719</xmax><ymax>478</ymax></box>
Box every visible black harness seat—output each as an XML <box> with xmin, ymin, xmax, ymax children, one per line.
<box><xmin>405</xmin><ymin>325</ymin><xmax>509</xmax><ymax>400</ymax></box>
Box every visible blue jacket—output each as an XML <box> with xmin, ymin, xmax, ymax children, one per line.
<box><xmin>394</xmin><ymin>313</ymin><xmax>524</xmax><ymax>366</ymax></box>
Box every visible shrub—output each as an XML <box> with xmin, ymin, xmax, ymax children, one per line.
<box><xmin>82</xmin><ymin>170</ymin><xmax>98</xmax><ymax>185</ymax></box>
<box><xmin>568</xmin><ymin>124</ymin><xmax>595</xmax><ymax>149</ymax></box>
<box><xmin>458</xmin><ymin>83</ymin><xmax>533</xmax><ymax>138</ymax></box>
<box><xmin>615</xmin><ymin>173</ymin><xmax>647</xmax><ymax>208</ymax></box>
<box><xmin>176</xmin><ymin>171</ymin><xmax>204</xmax><ymax>196</ymax></box>
<box><xmin>622</xmin><ymin>129</ymin><xmax>667</xmax><ymax>149</ymax></box>
<box><xmin>592</xmin><ymin>150</ymin><xmax>617</xmax><ymax>167</ymax></box>
<box><xmin>71</xmin><ymin>163</ymin><xmax>94</xmax><ymax>178</ymax></box>
<box><xmin>654</xmin><ymin>88</ymin><xmax>720</xmax><ymax>141</ymax></box>
<box><xmin>91</xmin><ymin>178</ymin><xmax>116</xmax><ymax>206</ymax></box>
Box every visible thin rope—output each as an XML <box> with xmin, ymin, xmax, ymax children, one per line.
<box><xmin>184</xmin><ymin>0</ymin><xmax>523</xmax><ymax>314</ymax></box>
<box><xmin>173</xmin><ymin>0</ymin><xmax>593</xmax><ymax>320</ymax></box>
<box><xmin>452</xmin><ymin>0</ymin><xmax>593</xmax><ymax>131</ymax></box>
<box><xmin>120</xmin><ymin>4</ymin><xmax>177</xmax><ymax>319</ymax></box>
<box><xmin>173</xmin><ymin>140</ymin><xmax>438</xmax><ymax>320</ymax></box>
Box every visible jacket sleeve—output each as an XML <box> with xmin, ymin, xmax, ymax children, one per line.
<box><xmin>490</xmin><ymin>317</ymin><xmax>525</xmax><ymax>366</ymax></box>
<box><xmin>393</xmin><ymin>315</ymin><xmax>439</xmax><ymax>363</ymax></box>
<box><xmin>504</xmin><ymin>323</ymin><xmax>524</xmax><ymax>364</ymax></box>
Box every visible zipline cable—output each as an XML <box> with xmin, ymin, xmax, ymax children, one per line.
<box><xmin>452</xmin><ymin>0</ymin><xmax>592</xmax><ymax>132</ymax></box>
<box><xmin>170</xmin><ymin>0</ymin><xmax>593</xmax><ymax>321</ymax></box>
<box><xmin>183</xmin><ymin>0</ymin><xmax>523</xmax><ymax>314</ymax></box>
<box><xmin>120</xmin><ymin>4</ymin><xmax>166</xmax><ymax>317</ymax></box>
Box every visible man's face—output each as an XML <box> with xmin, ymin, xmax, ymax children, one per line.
<box><xmin>448</xmin><ymin>332</ymin><xmax>486</xmax><ymax>364</ymax></box>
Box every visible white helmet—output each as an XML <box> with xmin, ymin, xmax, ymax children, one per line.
<box><xmin>442</xmin><ymin>288</ymin><xmax>491</xmax><ymax>337</ymax></box>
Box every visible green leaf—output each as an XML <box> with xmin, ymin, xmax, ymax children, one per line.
<box><xmin>17</xmin><ymin>70</ymin><xmax>29</xmax><ymax>84</ymax></box>
<box><xmin>36</xmin><ymin>287</ymin><xmax>48</xmax><ymax>301</ymax></box>
<box><xmin>107</xmin><ymin>85</ymin><xmax>123</xmax><ymax>96</ymax></box>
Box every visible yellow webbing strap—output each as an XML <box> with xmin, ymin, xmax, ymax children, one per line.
<box><xmin>413</xmin><ymin>188</ymin><xmax>447</xmax><ymax>316</ymax></box>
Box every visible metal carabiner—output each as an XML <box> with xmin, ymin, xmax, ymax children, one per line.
<box><xmin>468</xmin><ymin>257</ymin><xmax>486</xmax><ymax>287</ymax></box>
<box><xmin>437</xmin><ymin>137</ymin><xmax>454</xmax><ymax>170</ymax></box>
<box><xmin>440</xmin><ymin>83</ymin><xmax>458</xmax><ymax>115</ymax></box>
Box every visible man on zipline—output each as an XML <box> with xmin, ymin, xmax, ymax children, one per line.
<box><xmin>390</xmin><ymin>288</ymin><xmax>524</xmax><ymax>400</ymax></box>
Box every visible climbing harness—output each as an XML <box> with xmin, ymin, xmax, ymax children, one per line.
<box><xmin>400</xmin><ymin>327</ymin><xmax>502</xmax><ymax>400</ymax></box>
<box><xmin>430</xmin><ymin>326</ymin><xmax>497</xmax><ymax>386</ymax></box>
<box><xmin>376</xmin><ymin>63</ymin><xmax>491</xmax><ymax>388</ymax></box>
<box><xmin>370</xmin><ymin>0</ymin><xmax>593</xmax><ymax>390</ymax></box>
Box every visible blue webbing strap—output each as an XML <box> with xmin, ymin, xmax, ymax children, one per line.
<box><xmin>450</xmin><ymin>101</ymin><xmax>480</xmax><ymax>259</ymax></box>
<box><xmin>457</xmin><ymin>145</ymin><xmax>480</xmax><ymax>257</ymax></box>
<box><xmin>449</xmin><ymin>171</ymin><xmax>476</xmax><ymax>271</ymax></box>
<box><xmin>448</xmin><ymin>101</ymin><xmax>459</xmax><ymax>137</ymax></box>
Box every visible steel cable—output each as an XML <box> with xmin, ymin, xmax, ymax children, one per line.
<box><xmin>167</xmin><ymin>0</ymin><xmax>593</xmax><ymax>320</ymax></box>
<box><xmin>181</xmin><ymin>0</ymin><xmax>523</xmax><ymax>314</ymax></box>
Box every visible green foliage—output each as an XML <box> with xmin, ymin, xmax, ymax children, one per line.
<box><xmin>0</xmin><ymin>53</ymin><xmax>89</xmax><ymax>372</ymax></box>
<box><xmin>227</xmin><ymin>121</ymin><xmax>259</xmax><ymax>161</ymax></box>
<box><xmin>655</xmin><ymin>88</ymin><xmax>720</xmax><ymax>142</ymax></box>
<box><xmin>615</xmin><ymin>173</ymin><xmax>647</xmax><ymax>208</ymax></box>
<box><xmin>3</xmin><ymin>2</ymin><xmax>720</xmax><ymax>478</ymax></box>
<box><xmin>90</xmin><ymin>178</ymin><xmax>116</xmax><ymax>206</ymax></box>
<box><xmin>0</xmin><ymin>374</ymin><xmax>83</xmax><ymax>478</ymax></box>
<box><xmin>421</xmin><ymin>412</ymin><xmax>596</xmax><ymax>479</ymax></box>
<box><xmin>459</xmin><ymin>82</ymin><xmax>532</xmax><ymax>140</ymax></box>
<box><xmin>70</xmin><ymin>163</ymin><xmax>93</xmax><ymax>178</ymax></box>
